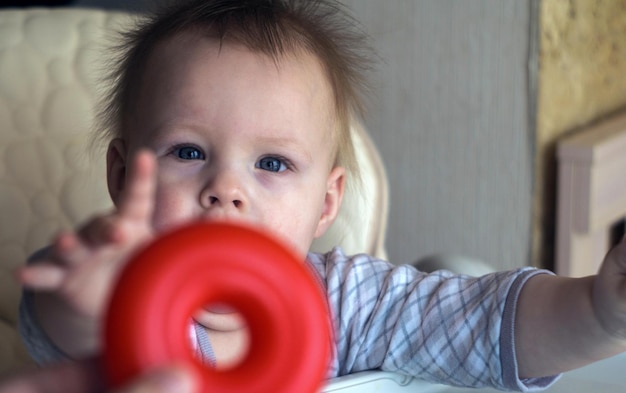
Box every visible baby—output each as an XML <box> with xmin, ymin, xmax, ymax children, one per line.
<box><xmin>18</xmin><ymin>0</ymin><xmax>626</xmax><ymax>391</ymax></box>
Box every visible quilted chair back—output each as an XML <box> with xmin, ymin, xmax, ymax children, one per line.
<box><xmin>0</xmin><ymin>8</ymin><xmax>388</xmax><ymax>373</ymax></box>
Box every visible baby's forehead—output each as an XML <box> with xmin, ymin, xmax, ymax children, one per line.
<box><xmin>150</xmin><ymin>33</ymin><xmax>330</xmax><ymax>91</ymax></box>
<box><xmin>145</xmin><ymin>32</ymin><xmax>340</xmax><ymax>122</ymax></box>
<box><xmin>133</xmin><ymin>32</ymin><xmax>341</xmax><ymax>145</ymax></box>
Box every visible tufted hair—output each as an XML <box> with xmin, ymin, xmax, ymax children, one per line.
<box><xmin>96</xmin><ymin>0</ymin><xmax>375</xmax><ymax>179</ymax></box>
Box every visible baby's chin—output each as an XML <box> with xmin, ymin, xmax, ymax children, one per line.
<box><xmin>194</xmin><ymin>306</ymin><xmax>247</xmax><ymax>332</ymax></box>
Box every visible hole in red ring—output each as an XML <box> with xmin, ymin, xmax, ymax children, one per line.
<box><xmin>192</xmin><ymin>302</ymin><xmax>251</xmax><ymax>371</ymax></box>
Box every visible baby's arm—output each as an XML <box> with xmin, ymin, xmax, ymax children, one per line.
<box><xmin>18</xmin><ymin>151</ymin><xmax>157</xmax><ymax>359</ymax></box>
<box><xmin>515</xmin><ymin>240</ymin><xmax>626</xmax><ymax>378</ymax></box>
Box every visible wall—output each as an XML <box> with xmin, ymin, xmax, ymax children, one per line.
<box><xmin>342</xmin><ymin>0</ymin><xmax>534</xmax><ymax>268</ymax></box>
<box><xmin>534</xmin><ymin>0</ymin><xmax>626</xmax><ymax>268</ymax></box>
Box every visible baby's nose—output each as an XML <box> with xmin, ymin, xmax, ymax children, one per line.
<box><xmin>208</xmin><ymin>195</ymin><xmax>243</xmax><ymax>208</ymax></box>
<box><xmin>200</xmin><ymin>171</ymin><xmax>247</xmax><ymax>212</ymax></box>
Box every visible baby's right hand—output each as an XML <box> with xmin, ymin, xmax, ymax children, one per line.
<box><xmin>18</xmin><ymin>150</ymin><xmax>157</xmax><ymax>320</ymax></box>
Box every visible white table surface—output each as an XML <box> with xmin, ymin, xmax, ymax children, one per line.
<box><xmin>323</xmin><ymin>352</ymin><xmax>626</xmax><ymax>393</ymax></box>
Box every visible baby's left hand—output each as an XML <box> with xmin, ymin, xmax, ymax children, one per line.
<box><xmin>592</xmin><ymin>238</ymin><xmax>626</xmax><ymax>342</ymax></box>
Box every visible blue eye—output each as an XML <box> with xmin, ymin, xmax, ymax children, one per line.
<box><xmin>176</xmin><ymin>146</ymin><xmax>204</xmax><ymax>160</ymax></box>
<box><xmin>257</xmin><ymin>156</ymin><xmax>287</xmax><ymax>172</ymax></box>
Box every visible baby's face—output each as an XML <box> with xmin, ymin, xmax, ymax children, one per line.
<box><xmin>117</xmin><ymin>33</ymin><xmax>344</xmax><ymax>257</ymax></box>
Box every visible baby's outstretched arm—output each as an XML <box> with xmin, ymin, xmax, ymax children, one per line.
<box><xmin>515</xmin><ymin>239</ymin><xmax>626</xmax><ymax>378</ymax></box>
<box><xmin>18</xmin><ymin>150</ymin><xmax>157</xmax><ymax>358</ymax></box>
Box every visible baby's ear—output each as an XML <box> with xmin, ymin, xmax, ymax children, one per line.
<box><xmin>106</xmin><ymin>138</ymin><xmax>128</xmax><ymax>207</ymax></box>
<box><xmin>314</xmin><ymin>166</ymin><xmax>346</xmax><ymax>238</ymax></box>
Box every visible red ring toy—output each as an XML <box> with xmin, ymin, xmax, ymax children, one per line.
<box><xmin>102</xmin><ymin>222</ymin><xmax>331</xmax><ymax>393</ymax></box>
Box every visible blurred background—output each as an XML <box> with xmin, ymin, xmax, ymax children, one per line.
<box><xmin>3</xmin><ymin>0</ymin><xmax>626</xmax><ymax>272</ymax></box>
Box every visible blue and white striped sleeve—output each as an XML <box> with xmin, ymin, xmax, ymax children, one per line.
<box><xmin>307</xmin><ymin>247</ymin><xmax>560</xmax><ymax>392</ymax></box>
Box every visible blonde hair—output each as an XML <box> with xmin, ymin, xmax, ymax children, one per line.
<box><xmin>96</xmin><ymin>0</ymin><xmax>374</xmax><ymax>179</ymax></box>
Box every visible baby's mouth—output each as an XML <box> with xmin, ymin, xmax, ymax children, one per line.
<box><xmin>195</xmin><ymin>305</ymin><xmax>247</xmax><ymax>332</ymax></box>
<box><xmin>204</xmin><ymin>303</ymin><xmax>237</xmax><ymax>314</ymax></box>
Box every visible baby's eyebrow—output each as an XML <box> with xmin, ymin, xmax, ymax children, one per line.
<box><xmin>256</xmin><ymin>135</ymin><xmax>313</xmax><ymax>161</ymax></box>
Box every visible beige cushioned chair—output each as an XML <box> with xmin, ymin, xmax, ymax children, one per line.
<box><xmin>0</xmin><ymin>7</ymin><xmax>389</xmax><ymax>373</ymax></box>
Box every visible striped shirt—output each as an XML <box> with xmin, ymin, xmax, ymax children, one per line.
<box><xmin>19</xmin><ymin>247</ymin><xmax>558</xmax><ymax>391</ymax></box>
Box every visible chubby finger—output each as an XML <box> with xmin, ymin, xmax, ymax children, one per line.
<box><xmin>76</xmin><ymin>216</ymin><xmax>124</xmax><ymax>247</ymax></box>
<box><xmin>117</xmin><ymin>150</ymin><xmax>157</xmax><ymax>224</ymax></box>
<box><xmin>51</xmin><ymin>231</ymin><xmax>98</xmax><ymax>265</ymax></box>
<box><xmin>16</xmin><ymin>264</ymin><xmax>66</xmax><ymax>291</ymax></box>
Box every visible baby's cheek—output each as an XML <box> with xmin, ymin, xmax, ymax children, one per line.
<box><xmin>271</xmin><ymin>218</ymin><xmax>312</xmax><ymax>258</ymax></box>
<box><xmin>151</xmin><ymin>192</ymin><xmax>196</xmax><ymax>233</ymax></box>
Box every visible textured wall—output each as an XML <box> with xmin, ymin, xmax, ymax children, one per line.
<box><xmin>534</xmin><ymin>0</ymin><xmax>626</xmax><ymax>268</ymax></box>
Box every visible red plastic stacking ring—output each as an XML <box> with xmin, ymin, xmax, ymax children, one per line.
<box><xmin>103</xmin><ymin>222</ymin><xmax>331</xmax><ymax>393</ymax></box>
